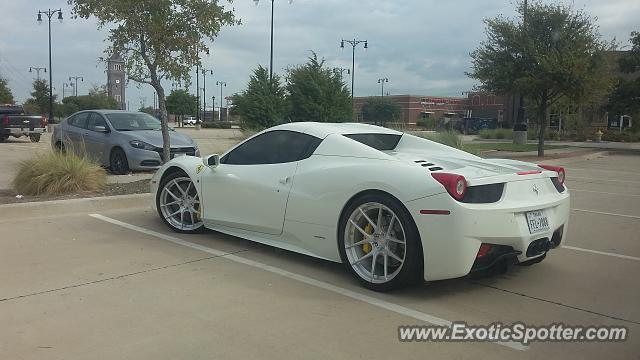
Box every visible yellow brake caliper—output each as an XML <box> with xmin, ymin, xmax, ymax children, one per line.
<box><xmin>362</xmin><ymin>223</ymin><xmax>373</xmax><ymax>253</ymax></box>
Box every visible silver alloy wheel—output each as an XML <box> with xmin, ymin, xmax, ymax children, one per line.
<box><xmin>344</xmin><ymin>202</ymin><xmax>407</xmax><ymax>284</ymax></box>
<box><xmin>159</xmin><ymin>176</ymin><xmax>203</xmax><ymax>231</ymax></box>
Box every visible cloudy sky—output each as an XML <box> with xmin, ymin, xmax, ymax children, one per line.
<box><xmin>0</xmin><ymin>0</ymin><xmax>638</xmax><ymax>109</ymax></box>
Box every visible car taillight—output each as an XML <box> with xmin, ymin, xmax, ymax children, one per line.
<box><xmin>2</xmin><ymin>114</ymin><xmax>8</xmax><ymax>126</ymax></box>
<box><xmin>431</xmin><ymin>173</ymin><xmax>467</xmax><ymax>201</ymax></box>
<box><xmin>476</xmin><ymin>244</ymin><xmax>492</xmax><ymax>258</ymax></box>
<box><xmin>538</xmin><ymin>164</ymin><xmax>565</xmax><ymax>185</ymax></box>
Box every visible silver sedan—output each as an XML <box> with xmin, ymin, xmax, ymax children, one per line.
<box><xmin>52</xmin><ymin>110</ymin><xmax>200</xmax><ymax>174</ymax></box>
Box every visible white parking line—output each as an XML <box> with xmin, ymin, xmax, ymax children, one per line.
<box><xmin>562</xmin><ymin>246</ymin><xmax>640</xmax><ymax>262</ymax></box>
<box><xmin>89</xmin><ymin>213</ymin><xmax>527</xmax><ymax>352</ymax></box>
<box><xmin>569</xmin><ymin>189</ymin><xmax>640</xmax><ymax>197</ymax></box>
<box><xmin>572</xmin><ymin>208</ymin><xmax>640</xmax><ymax>220</ymax></box>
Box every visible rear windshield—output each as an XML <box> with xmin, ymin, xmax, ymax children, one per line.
<box><xmin>344</xmin><ymin>133</ymin><xmax>402</xmax><ymax>151</ymax></box>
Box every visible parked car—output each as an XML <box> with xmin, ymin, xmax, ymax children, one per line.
<box><xmin>0</xmin><ymin>104</ymin><xmax>46</xmax><ymax>142</ymax></box>
<box><xmin>151</xmin><ymin>122</ymin><xmax>570</xmax><ymax>291</ymax></box>
<box><xmin>52</xmin><ymin>110</ymin><xmax>200</xmax><ymax>174</ymax></box>
<box><xmin>182</xmin><ymin>116</ymin><xmax>197</xmax><ymax>126</ymax></box>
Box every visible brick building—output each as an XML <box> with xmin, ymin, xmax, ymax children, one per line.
<box><xmin>353</xmin><ymin>92</ymin><xmax>520</xmax><ymax>127</ymax></box>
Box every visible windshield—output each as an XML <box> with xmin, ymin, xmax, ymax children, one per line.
<box><xmin>106</xmin><ymin>113</ymin><xmax>161</xmax><ymax>131</ymax></box>
<box><xmin>344</xmin><ymin>133</ymin><xmax>402</xmax><ymax>151</ymax></box>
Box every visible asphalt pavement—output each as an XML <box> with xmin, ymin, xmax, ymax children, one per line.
<box><xmin>0</xmin><ymin>151</ymin><xmax>638</xmax><ymax>359</ymax></box>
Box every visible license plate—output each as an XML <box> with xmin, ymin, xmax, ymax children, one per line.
<box><xmin>526</xmin><ymin>210</ymin><xmax>550</xmax><ymax>234</ymax></box>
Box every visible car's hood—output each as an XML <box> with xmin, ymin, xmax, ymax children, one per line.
<box><xmin>123</xmin><ymin>130</ymin><xmax>195</xmax><ymax>148</ymax></box>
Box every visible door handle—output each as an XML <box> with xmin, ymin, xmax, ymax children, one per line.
<box><xmin>278</xmin><ymin>177</ymin><xmax>290</xmax><ymax>184</ymax></box>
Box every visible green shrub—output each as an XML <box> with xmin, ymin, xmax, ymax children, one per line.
<box><xmin>201</xmin><ymin>121</ymin><xmax>233</xmax><ymax>129</ymax></box>
<box><xmin>416</xmin><ymin>117</ymin><xmax>436</xmax><ymax>129</ymax></box>
<box><xmin>12</xmin><ymin>151</ymin><xmax>107</xmax><ymax>195</ymax></box>
<box><xmin>478</xmin><ymin>128</ymin><xmax>513</xmax><ymax>139</ymax></box>
<box><xmin>422</xmin><ymin>130</ymin><xmax>464</xmax><ymax>150</ymax></box>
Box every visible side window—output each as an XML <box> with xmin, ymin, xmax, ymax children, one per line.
<box><xmin>87</xmin><ymin>113</ymin><xmax>107</xmax><ymax>131</ymax></box>
<box><xmin>221</xmin><ymin>130</ymin><xmax>322</xmax><ymax>165</ymax></box>
<box><xmin>70</xmin><ymin>112</ymin><xmax>90</xmax><ymax>129</ymax></box>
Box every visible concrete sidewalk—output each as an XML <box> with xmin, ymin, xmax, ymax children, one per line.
<box><xmin>469</xmin><ymin>137</ymin><xmax>640</xmax><ymax>152</ymax></box>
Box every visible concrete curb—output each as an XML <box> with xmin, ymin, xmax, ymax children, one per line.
<box><xmin>0</xmin><ymin>193</ymin><xmax>152</xmax><ymax>221</ymax></box>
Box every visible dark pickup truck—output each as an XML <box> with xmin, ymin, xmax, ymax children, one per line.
<box><xmin>0</xmin><ymin>105</ymin><xmax>46</xmax><ymax>143</ymax></box>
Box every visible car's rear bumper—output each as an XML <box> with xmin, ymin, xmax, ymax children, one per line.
<box><xmin>4</xmin><ymin>128</ymin><xmax>45</xmax><ymax>135</ymax></box>
<box><xmin>404</xmin><ymin>190</ymin><xmax>570</xmax><ymax>281</ymax></box>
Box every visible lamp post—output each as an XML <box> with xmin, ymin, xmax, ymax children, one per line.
<box><xmin>69</xmin><ymin>76</ymin><xmax>83</xmax><ymax>96</ymax></box>
<box><xmin>29</xmin><ymin>67</ymin><xmax>47</xmax><ymax>80</ymax></box>
<box><xmin>377</xmin><ymin>77</ymin><xmax>388</xmax><ymax>97</ymax></box>
<box><xmin>333</xmin><ymin>67</ymin><xmax>350</xmax><ymax>80</ymax></box>
<box><xmin>340</xmin><ymin>39</ymin><xmax>368</xmax><ymax>119</ymax></box>
<box><xmin>202</xmin><ymin>68</ymin><xmax>213</xmax><ymax>121</ymax></box>
<box><xmin>63</xmin><ymin>82</ymin><xmax>72</xmax><ymax>99</ymax></box>
<box><xmin>216</xmin><ymin>81</ymin><xmax>226</xmax><ymax>121</ymax></box>
<box><xmin>253</xmin><ymin>0</ymin><xmax>293</xmax><ymax>81</ymax></box>
<box><xmin>212</xmin><ymin>95</ymin><xmax>216</xmax><ymax>119</ymax></box>
<box><xmin>514</xmin><ymin>0</ymin><xmax>528</xmax><ymax>144</ymax></box>
<box><xmin>195</xmin><ymin>48</ymin><xmax>210</xmax><ymax>123</ymax></box>
<box><xmin>37</xmin><ymin>8</ymin><xmax>62</xmax><ymax>123</ymax></box>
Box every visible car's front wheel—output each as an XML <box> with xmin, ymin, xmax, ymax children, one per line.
<box><xmin>109</xmin><ymin>148</ymin><xmax>129</xmax><ymax>175</ymax></box>
<box><xmin>156</xmin><ymin>172</ymin><xmax>204</xmax><ymax>233</ymax></box>
<box><xmin>338</xmin><ymin>193</ymin><xmax>423</xmax><ymax>291</ymax></box>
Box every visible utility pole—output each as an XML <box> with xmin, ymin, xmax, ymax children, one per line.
<box><xmin>216</xmin><ymin>81</ymin><xmax>226</xmax><ymax>121</ymax></box>
<box><xmin>340</xmin><ymin>39</ymin><xmax>368</xmax><ymax>120</ymax></box>
<box><xmin>513</xmin><ymin>0</ymin><xmax>528</xmax><ymax>145</ymax></box>
<box><xmin>202</xmin><ymin>68</ymin><xmax>213</xmax><ymax>121</ymax></box>
<box><xmin>69</xmin><ymin>76</ymin><xmax>83</xmax><ymax>96</ymax></box>
<box><xmin>37</xmin><ymin>8</ymin><xmax>62</xmax><ymax>123</ymax></box>
<box><xmin>377</xmin><ymin>77</ymin><xmax>388</xmax><ymax>97</ymax></box>
<box><xmin>29</xmin><ymin>67</ymin><xmax>47</xmax><ymax>80</ymax></box>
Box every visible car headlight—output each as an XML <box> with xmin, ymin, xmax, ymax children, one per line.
<box><xmin>129</xmin><ymin>140</ymin><xmax>157</xmax><ymax>151</ymax></box>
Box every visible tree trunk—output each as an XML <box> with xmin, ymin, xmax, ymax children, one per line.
<box><xmin>154</xmin><ymin>84</ymin><xmax>170</xmax><ymax>162</ymax></box>
<box><xmin>537</xmin><ymin>92</ymin><xmax>549</xmax><ymax>157</ymax></box>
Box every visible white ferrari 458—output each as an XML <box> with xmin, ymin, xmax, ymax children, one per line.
<box><xmin>151</xmin><ymin>122</ymin><xmax>570</xmax><ymax>291</ymax></box>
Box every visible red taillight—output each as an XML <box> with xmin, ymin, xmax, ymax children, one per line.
<box><xmin>2</xmin><ymin>114</ymin><xmax>8</xmax><ymax>126</ymax></box>
<box><xmin>476</xmin><ymin>244</ymin><xmax>492</xmax><ymax>258</ymax></box>
<box><xmin>431</xmin><ymin>173</ymin><xmax>467</xmax><ymax>201</ymax></box>
<box><xmin>538</xmin><ymin>164</ymin><xmax>565</xmax><ymax>185</ymax></box>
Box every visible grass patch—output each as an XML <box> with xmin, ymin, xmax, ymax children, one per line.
<box><xmin>464</xmin><ymin>143</ymin><xmax>568</xmax><ymax>153</ymax></box>
<box><xmin>420</xmin><ymin>131</ymin><xmax>465</xmax><ymax>149</ymax></box>
<box><xmin>13</xmin><ymin>151</ymin><xmax>107</xmax><ymax>196</ymax></box>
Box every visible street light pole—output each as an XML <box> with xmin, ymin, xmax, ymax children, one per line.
<box><xmin>37</xmin><ymin>8</ymin><xmax>62</xmax><ymax>123</ymax></box>
<box><xmin>195</xmin><ymin>48</ymin><xmax>210</xmax><ymax>122</ymax></box>
<box><xmin>202</xmin><ymin>68</ymin><xmax>213</xmax><ymax>121</ymax></box>
<box><xmin>253</xmin><ymin>0</ymin><xmax>293</xmax><ymax>81</ymax></box>
<box><xmin>212</xmin><ymin>96</ymin><xmax>215</xmax><ymax>118</ymax></box>
<box><xmin>216</xmin><ymin>81</ymin><xmax>226</xmax><ymax>121</ymax></box>
<box><xmin>29</xmin><ymin>67</ymin><xmax>47</xmax><ymax>80</ymax></box>
<box><xmin>340</xmin><ymin>39</ymin><xmax>368</xmax><ymax>120</ymax></box>
<box><xmin>377</xmin><ymin>77</ymin><xmax>388</xmax><ymax>97</ymax></box>
<box><xmin>514</xmin><ymin>0</ymin><xmax>528</xmax><ymax>145</ymax></box>
<box><xmin>69</xmin><ymin>76</ymin><xmax>83</xmax><ymax>96</ymax></box>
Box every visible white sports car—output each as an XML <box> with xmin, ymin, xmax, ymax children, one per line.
<box><xmin>150</xmin><ymin>122</ymin><xmax>570</xmax><ymax>291</ymax></box>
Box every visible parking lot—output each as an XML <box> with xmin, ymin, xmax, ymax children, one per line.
<box><xmin>1</xmin><ymin>143</ymin><xmax>639</xmax><ymax>358</ymax></box>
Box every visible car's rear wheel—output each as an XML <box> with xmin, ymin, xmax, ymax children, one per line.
<box><xmin>338</xmin><ymin>193</ymin><xmax>422</xmax><ymax>291</ymax></box>
<box><xmin>109</xmin><ymin>148</ymin><xmax>129</xmax><ymax>175</ymax></box>
<box><xmin>29</xmin><ymin>134</ymin><xmax>41</xmax><ymax>143</ymax></box>
<box><xmin>157</xmin><ymin>172</ymin><xmax>204</xmax><ymax>233</ymax></box>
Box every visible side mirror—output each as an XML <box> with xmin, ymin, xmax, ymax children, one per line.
<box><xmin>94</xmin><ymin>125</ymin><xmax>109</xmax><ymax>133</ymax></box>
<box><xmin>205</xmin><ymin>154</ymin><xmax>220</xmax><ymax>168</ymax></box>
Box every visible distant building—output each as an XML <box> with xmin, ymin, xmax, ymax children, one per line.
<box><xmin>353</xmin><ymin>93</ymin><xmax>519</xmax><ymax>126</ymax></box>
<box><xmin>106</xmin><ymin>54</ymin><xmax>126</xmax><ymax>110</ymax></box>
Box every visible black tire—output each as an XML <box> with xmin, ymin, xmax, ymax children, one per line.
<box><xmin>0</xmin><ymin>134</ymin><xmax>8</xmax><ymax>143</ymax></box>
<box><xmin>109</xmin><ymin>148</ymin><xmax>129</xmax><ymax>175</ymax></box>
<box><xmin>29</xmin><ymin>134</ymin><xmax>41</xmax><ymax>143</ymax></box>
<box><xmin>338</xmin><ymin>193</ymin><xmax>423</xmax><ymax>292</ymax></box>
<box><xmin>156</xmin><ymin>170</ymin><xmax>204</xmax><ymax>233</ymax></box>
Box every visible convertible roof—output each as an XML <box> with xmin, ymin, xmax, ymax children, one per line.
<box><xmin>271</xmin><ymin>122</ymin><xmax>402</xmax><ymax>139</ymax></box>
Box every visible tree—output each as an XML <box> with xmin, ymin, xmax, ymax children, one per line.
<box><xmin>166</xmin><ymin>89</ymin><xmax>198</xmax><ymax>124</ymax></box>
<box><xmin>232</xmin><ymin>65</ymin><xmax>287</xmax><ymax>129</ymax></box>
<box><xmin>25</xmin><ymin>79</ymin><xmax>57</xmax><ymax>116</ymax></box>
<box><xmin>361</xmin><ymin>97</ymin><xmax>401</xmax><ymax>126</ymax></box>
<box><xmin>286</xmin><ymin>52</ymin><xmax>351</xmax><ymax>123</ymax></box>
<box><xmin>69</xmin><ymin>0</ymin><xmax>236</xmax><ymax>161</ymax></box>
<box><xmin>0</xmin><ymin>76</ymin><xmax>14</xmax><ymax>104</ymax></box>
<box><xmin>61</xmin><ymin>85</ymin><xmax>119</xmax><ymax>114</ymax></box>
<box><xmin>607</xmin><ymin>31</ymin><xmax>640</xmax><ymax>126</ymax></box>
<box><xmin>469</xmin><ymin>1</ymin><xmax>611</xmax><ymax>156</ymax></box>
